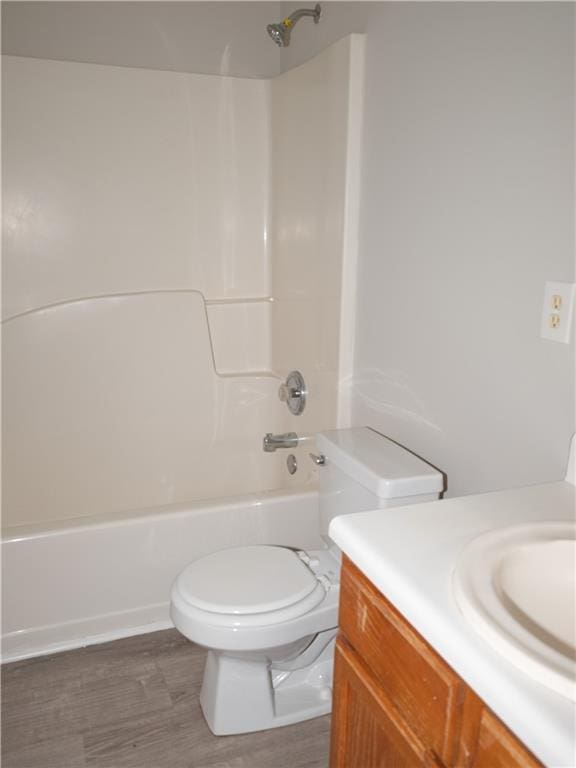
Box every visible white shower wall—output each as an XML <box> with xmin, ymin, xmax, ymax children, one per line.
<box><xmin>269</xmin><ymin>35</ymin><xmax>364</xmax><ymax>477</ymax></box>
<box><xmin>2</xmin><ymin>36</ymin><xmax>364</xmax><ymax>528</ymax></box>
<box><xmin>2</xmin><ymin>56</ymin><xmax>271</xmax><ymax>315</ymax></box>
<box><xmin>2</xmin><ymin>56</ymin><xmax>278</xmax><ymax>528</ymax></box>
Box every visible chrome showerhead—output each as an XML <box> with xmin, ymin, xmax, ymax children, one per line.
<box><xmin>267</xmin><ymin>22</ymin><xmax>289</xmax><ymax>48</ymax></box>
<box><xmin>266</xmin><ymin>4</ymin><xmax>321</xmax><ymax>48</ymax></box>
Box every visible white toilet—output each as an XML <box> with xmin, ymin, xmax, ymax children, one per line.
<box><xmin>170</xmin><ymin>427</ymin><xmax>443</xmax><ymax>735</ymax></box>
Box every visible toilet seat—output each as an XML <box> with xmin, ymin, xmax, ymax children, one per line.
<box><xmin>172</xmin><ymin>546</ymin><xmax>329</xmax><ymax>628</ymax></box>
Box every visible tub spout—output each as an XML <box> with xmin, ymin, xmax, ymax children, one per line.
<box><xmin>263</xmin><ymin>432</ymin><xmax>299</xmax><ymax>452</ymax></box>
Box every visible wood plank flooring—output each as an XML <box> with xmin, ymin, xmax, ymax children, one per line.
<box><xmin>1</xmin><ymin>629</ymin><xmax>331</xmax><ymax>768</ymax></box>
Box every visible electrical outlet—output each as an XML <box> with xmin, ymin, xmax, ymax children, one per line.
<box><xmin>540</xmin><ymin>282</ymin><xmax>575</xmax><ymax>343</ymax></box>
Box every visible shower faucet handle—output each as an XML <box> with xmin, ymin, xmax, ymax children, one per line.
<box><xmin>278</xmin><ymin>371</ymin><xmax>307</xmax><ymax>416</ymax></box>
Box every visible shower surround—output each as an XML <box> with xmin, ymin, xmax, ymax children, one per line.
<box><xmin>2</xmin><ymin>35</ymin><xmax>364</xmax><ymax>659</ymax></box>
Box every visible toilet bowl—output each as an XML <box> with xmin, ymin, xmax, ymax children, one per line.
<box><xmin>170</xmin><ymin>428</ymin><xmax>444</xmax><ymax>735</ymax></box>
<box><xmin>171</xmin><ymin>545</ymin><xmax>340</xmax><ymax>734</ymax></box>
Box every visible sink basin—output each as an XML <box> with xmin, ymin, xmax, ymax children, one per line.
<box><xmin>453</xmin><ymin>521</ymin><xmax>576</xmax><ymax>700</ymax></box>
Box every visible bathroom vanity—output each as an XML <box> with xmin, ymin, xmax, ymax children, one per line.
<box><xmin>331</xmin><ymin>556</ymin><xmax>541</xmax><ymax>767</ymax></box>
<box><xmin>329</xmin><ymin>479</ymin><xmax>575</xmax><ymax>767</ymax></box>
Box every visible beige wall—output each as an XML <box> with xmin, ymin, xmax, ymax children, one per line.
<box><xmin>282</xmin><ymin>2</ymin><xmax>576</xmax><ymax>496</ymax></box>
<box><xmin>2</xmin><ymin>2</ymin><xmax>282</xmax><ymax>78</ymax></box>
<box><xmin>280</xmin><ymin>1</ymin><xmax>374</xmax><ymax>73</ymax></box>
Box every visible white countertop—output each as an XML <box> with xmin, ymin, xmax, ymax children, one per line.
<box><xmin>329</xmin><ymin>480</ymin><xmax>576</xmax><ymax>768</ymax></box>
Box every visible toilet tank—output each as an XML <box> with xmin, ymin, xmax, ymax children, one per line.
<box><xmin>316</xmin><ymin>428</ymin><xmax>444</xmax><ymax>537</ymax></box>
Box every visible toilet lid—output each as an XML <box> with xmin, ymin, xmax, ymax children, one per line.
<box><xmin>175</xmin><ymin>546</ymin><xmax>319</xmax><ymax>615</ymax></box>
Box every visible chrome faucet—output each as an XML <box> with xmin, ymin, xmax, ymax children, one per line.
<box><xmin>263</xmin><ymin>432</ymin><xmax>299</xmax><ymax>453</ymax></box>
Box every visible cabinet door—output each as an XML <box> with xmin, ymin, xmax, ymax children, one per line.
<box><xmin>330</xmin><ymin>638</ymin><xmax>445</xmax><ymax>768</ymax></box>
<box><xmin>339</xmin><ymin>557</ymin><xmax>463</xmax><ymax>764</ymax></box>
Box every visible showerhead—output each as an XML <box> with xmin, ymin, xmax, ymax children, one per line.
<box><xmin>266</xmin><ymin>4</ymin><xmax>321</xmax><ymax>48</ymax></box>
<box><xmin>267</xmin><ymin>22</ymin><xmax>289</xmax><ymax>48</ymax></box>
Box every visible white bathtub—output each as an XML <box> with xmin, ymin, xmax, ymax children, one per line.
<box><xmin>1</xmin><ymin>490</ymin><xmax>322</xmax><ymax>663</ymax></box>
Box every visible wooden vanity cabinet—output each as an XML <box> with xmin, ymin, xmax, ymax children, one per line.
<box><xmin>330</xmin><ymin>556</ymin><xmax>542</xmax><ymax>768</ymax></box>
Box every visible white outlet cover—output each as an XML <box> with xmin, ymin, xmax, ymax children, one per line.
<box><xmin>540</xmin><ymin>281</ymin><xmax>575</xmax><ymax>344</ymax></box>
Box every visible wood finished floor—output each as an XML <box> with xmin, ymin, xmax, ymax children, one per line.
<box><xmin>1</xmin><ymin>629</ymin><xmax>331</xmax><ymax>768</ymax></box>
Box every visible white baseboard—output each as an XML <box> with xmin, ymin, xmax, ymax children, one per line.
<box><xmin>2</xmin><ymin>603</ymin><xmax>172</xmax><ymax>663</ymax></box>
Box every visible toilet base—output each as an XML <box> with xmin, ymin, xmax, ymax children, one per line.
<box><xmin>199</xmin><ymin>630</ymin><xmax>337</xmax><ymax>735</ymax></box>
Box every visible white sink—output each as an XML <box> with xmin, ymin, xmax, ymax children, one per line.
<box><xmin>453</xmin><ymin>521</ymin><xmax>576</xmax><ymax>700</ymax></box>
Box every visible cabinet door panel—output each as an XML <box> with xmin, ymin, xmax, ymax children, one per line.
<box><xmin>339</xmin><ymin>558</ymin><xmax>463</xmax><ymax>764</ymax></box>
<box><xmin>330</xmin><ymin>638</ymin><xmax>443</xmax><ymax>768</ymax></box>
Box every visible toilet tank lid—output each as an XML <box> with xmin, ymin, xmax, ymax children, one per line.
<box><xmin>316</xmin><ymin>428</ymin><xmax>443</xmax><ymax>499</ymax></box>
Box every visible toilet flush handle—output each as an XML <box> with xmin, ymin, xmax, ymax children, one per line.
<box><xmin>309</xmin><ymin>453</ymin><xmax>326</xmax><ymax>466</ymax></box>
